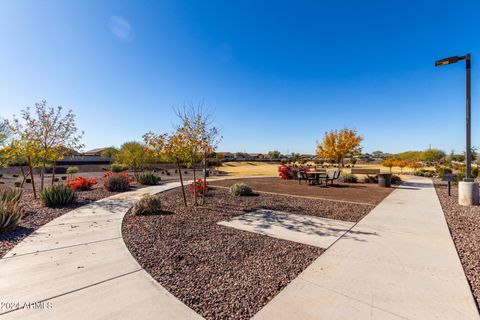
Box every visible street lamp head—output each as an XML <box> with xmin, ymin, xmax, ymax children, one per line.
<box><xmin>435</xmin><ymin>55</ymin><xmax>465</xmax><ymax>67</ymax></box>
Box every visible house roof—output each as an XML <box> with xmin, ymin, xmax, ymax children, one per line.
<box><xmin>84</xmin><ymin>147</ymin><xmax>109</xmax><ymax>155</ymax></box>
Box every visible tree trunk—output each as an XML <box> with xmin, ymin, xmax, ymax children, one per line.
<box><xmin>51</xmin><ymin>161</ymin><xmax>56</xmax><ymax>185</ymax></box>
<box><xmin>28</xmin><ymin>156</ymin><xmax>37</xmax><ymax>199</ymax></box>
<box><xmin>20</xmin><ymin>166</ymin><xmax>28</xmax><ymax>188</ymax></box>
<box><xmin>177</xmin><ymin>159</ymin><xmax>187</xmax><ymax>207</ymax></box>
<box><xmin>192</xmin><ymin>154</ymin><xmax>197</xmax><ymax>206</ymax></box>
<box><xmin>40</xmin><ymin>161</ymin><xmax>46</xmax><ymax>191</ymax></box>
<box><xmin>202</xmin><ymin>150</ymin><xmax>207</xmax><ymax>206</ymax></box>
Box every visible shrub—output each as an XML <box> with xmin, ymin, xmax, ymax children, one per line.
<box><xmin>472</xmin><ymin>167</ymin><xmax>479</xmax><ymax>179</ymax></box>
<box><xmin>436</xmin><ymin>167</ymin><xmax>452</xmax><ymax>177</ymax></box>
<box><xmin>111</xmin><ymin>163</ymin><xmax>129</xmax><ymax>173</ymax></box>
<box><xmin>363</xmin><ymin>175</ymin><xmax>378</xmax><ymax>183</ymax></box>
<box><xmin>189</xmin><ymin>179</ymin><xmax>208</xmax><ymax>195</ymax></box>
<box><xmin>229</xmin><ymin>182</ymin><xmax>253</xmax><ymax>196</ymax></box>
<box><xmin>136</xmin><ymin>172</ymin><xmax>161</xmax><ymax>185</ymax></box>
<box><xmin>391</xmin><ymin>175</ymin><xmax>402</xmax><ymax>184</ymax></box>
<box><xmin>414</xmin><ymin>169</ymin><xmax>436</xmax><ymax>177</ymax></box>
<box><xmin>342</xmin><ymin>173</ymin><xmax>358</xmax><ymax>183</ymax></box>
<box><xmin>278</xmin><ymin>164</ymin><xmax>292</xmax><ymax>179</ymax></box>
<box><xmin>66</xmin><ymin>166</ymin><xmax>79</xmax><ymax>175</ymax></box>
<box><xmin>0</xmin><ymin>187</ymin><xmax>24</xmax><ymax>232</ymax></box>
<box><xmin>40</xmin><ymin>184</ymin><xmax>77</xmax><ymax>207</ymax></box>
<box><xmin>67</xmin><ymin>177</ymin><xmax>97</xmax><ymax>191</ymax></box>
<box><xmin>456</xmin><ymin>172</ymin><xmax>466</xmax><ymax>182</ymax></box>
<box><xmin>102</xmin><ymin>172</ymin><xmax>131</xmax><ymax>191</ymax></box>
<box><xmin>132</xmin><ymin>195</ymin><xmax>163</xmax><ymax>215</ymax></box>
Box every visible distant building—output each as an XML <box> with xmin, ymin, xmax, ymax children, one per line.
<box><xmin>56</xmin><ymin>147</ymin><xmax>111</xmax><ymax>165</ymax></box>
<box><xmin>84</xmin><ymin>148</ymin><xmax>109</xmax><ymax>156</ymax></box>
<box><xmin>249</xmin><ymin>153</ymin><xmax>265</xmax><ymax>159</ymax></box>
<box><xmin>218</xmin><ymin>152</ymin><xmax>235</xmax><ymax>160</ymax></box>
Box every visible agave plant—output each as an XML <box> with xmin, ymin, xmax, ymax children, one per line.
<box><xmin>0</xmin><ymin>187</ymin><xmax>24</xmax><ymax>232</ymax></box>
<box><xmin>40</xmin><ymin>184</ymin><xmax>77</xmax><ymax>207</ymax></box>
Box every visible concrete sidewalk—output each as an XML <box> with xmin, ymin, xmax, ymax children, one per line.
<box><xmin>254</xmin><ymin>177</ymin><xmax>480</xmax><ymax>320</ymax></box>
<box><xmin>0</xmin><ymin>182</ymin><xmax>203</xmax><ymax>320</ymax></box>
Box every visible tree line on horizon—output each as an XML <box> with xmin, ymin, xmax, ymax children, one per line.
<box><xmin>315</xmin><ymin>127</ymin><xmax>473</xmax><ymax>168</ymax></box>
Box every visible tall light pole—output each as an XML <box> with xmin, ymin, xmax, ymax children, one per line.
<box><xmin>435</xmin><ymin>53</ymin><xmax>472</xmax><ymax>181</ymax></box>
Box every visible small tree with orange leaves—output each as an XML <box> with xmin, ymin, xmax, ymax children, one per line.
<box><xmin>395</xmin><ymin>159</ymin><xmax>407</xmax><ymax>173</ymax></box>
<box><xmin>316</xmin><ymin>128</ymin><xmax>363</xmax><ymax>167</ymax></box>
<box><xmin>407</xmin><ymin>160</ymin><xmax>422</xmax><ymax>174</ymax></box>
<box><xmin>199</xmin><ymin>125</ymin><xmax>222</xmax><ymax>205</ymax></box>
<box><xmin>143</xmin><ymin>131</ymin><xmax>190</xmax><ymax>207</ymax></box>
<box><xmin>382</xmin><ymin>158</ymin><xmax>396</xmax><ymax>173</ymax></box>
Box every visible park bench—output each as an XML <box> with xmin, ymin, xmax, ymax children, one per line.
<box><xmin>319</xmin><ymin>170</ymin><xmax>341</xmax><ymax>186</ymax></box>
<box><xmin>350</xmin><ymin>168</ymin><xmax>380</xmax><ymax>175</ymax></box>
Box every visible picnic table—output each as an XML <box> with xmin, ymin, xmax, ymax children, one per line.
<box><xmin>306</xmin><ymin>170</ymin><xmax>341</xmax><ymax>186</ymax></box>
<box><xmin>309</xmin><ymin>171</ymin><xmax>328</xmax><ymax>179</ymax></box>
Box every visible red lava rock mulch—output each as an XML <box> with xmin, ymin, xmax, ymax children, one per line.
<box><xmin>209</xmin><ymin>177</ymin><xmax>395</xmax><ymax>205</ymax></box>
<box><xmin>0</xmin><ymin>186</ymin><xmax>121</xmax><ymax>258</ymax></box>
<box><xmin>122</xmin><ymin>187</ymin><xmax>375</xmax><ymax>319</ymax></box>
<box><xmin>434</xmin><ymin>181</ymin><xmax>480</xmax><ymax>309</ymax></box>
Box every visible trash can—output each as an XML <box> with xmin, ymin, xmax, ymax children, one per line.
<box><xmin>377</xmin><ymin>173</ymin><xmax>392</xmax><ymax>188</ymax></box>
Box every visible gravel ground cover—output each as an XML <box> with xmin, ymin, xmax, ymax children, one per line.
<box><xmin>434</xmin><ymin>181</ymin><xmax>480</xmax><ymax>309</ymax></box>
<box><xmin>0</xmin><ymin>186</ymin><xmax>121</xmax><ymax>257</ymax></box>
<box><xmin>123</xmin><ymin>186</ymin><xmax>375</xmax><ymax>319</ymax></box>
<box><xmin>209</xmin><ymin>177</ymin><xmax>395</xmax><ymax>205</ymax></box>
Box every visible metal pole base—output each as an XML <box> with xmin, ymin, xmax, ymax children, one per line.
<box><xmin>458</xmin><ymin>181</ymin><xmax>479</xmax><ymax>206</ymax></box>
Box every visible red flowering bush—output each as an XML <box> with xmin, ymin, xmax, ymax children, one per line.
<box><xmin>278</xmin><ymin>165</ymin><xmax>309</xmax><ymax>179</ymax></box>
<box><xmin>102</xmin><ymin>171</ymin><xmax>133</xmax><ymax>191</ymax></box>
<box><xmin>189</xmin><ymin>178</ymin><xmax>208</xmax><ymax>195</ymax></box>
<box><xmin>278</xmin><ymin>165</ymin><xmax>292</xmax><ymax>179</ymax></box>
<box><xmin>67</xmin><ymin>177</ymin><xmax>97</xmax><ymax>191</ymax></box>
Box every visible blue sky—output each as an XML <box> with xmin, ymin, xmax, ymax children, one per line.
<box><xmin>0</xmin><ymin>0</ymin><xmax>479</xmax><ymax>154</ymax></box>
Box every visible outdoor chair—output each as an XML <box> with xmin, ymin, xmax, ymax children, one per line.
<box><xmin>298</xmin><ymin>171</ymin><xmax>318</xmax><ymax>185</ymax></box>
<box><xmin>319</xmin><ymin>170</ymin><xmax>341</xmax><ymax>186</ymax></box>
<box><xmin>297</xmin><ymin>171</ymin><xmax>308</xmax><ymax>184</ymax></box>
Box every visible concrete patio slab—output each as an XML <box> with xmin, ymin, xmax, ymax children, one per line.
<box><xmin>253</xmin><ymin>177</ymin><xmax>480</xmax><ymax>320</ymax></box>
<box><xmin>218</xmin><ymin>209</ymin><xmax>354</xmax><ymax>248</ymax></box>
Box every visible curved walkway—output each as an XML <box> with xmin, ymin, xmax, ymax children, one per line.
<box><xmin>1</xmin><ymin>177</ymin><xmax>478</xmax><ymax>319</ymax></box>
<box><xmin>0</xmin><ymin>182</ymin><xmax>203</xmax><ymax>319</ymax></box>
